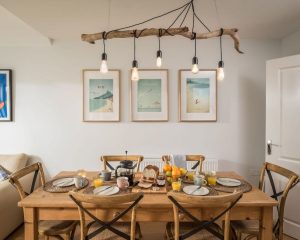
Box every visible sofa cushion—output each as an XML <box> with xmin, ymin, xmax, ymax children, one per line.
<box><xmin>0</xmin><ymin>154</ymin><xmax>28</xmax><ymax>173</ymax></box>
<box><xmin>0</xmin><ymin>165</ymin><xmax>11</xmax><ymax>181</ymax></box>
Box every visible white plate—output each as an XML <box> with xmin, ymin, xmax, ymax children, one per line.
<box><xmin>217</xmin><ymin>178</ymin><xmax>241</xmax><ymax>187</ymax></box>
<box><xmin>183</xmin><ymin>185</ymin><xmax>209</xmax><ymax>196</ymax></box>
<box><xmin>52</xmin><ymin>178</ymin><xmax>74</xmax><ymax>187</ymax></box>
<box><xmin>93</xmin><ymin>186</ymin><xmax>119</xmax><ymax>196</ymax></box>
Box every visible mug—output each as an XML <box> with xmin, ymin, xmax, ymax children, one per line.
<box><xmin>193</xmin><ymin>174</ymin><xmax>207</xmax><ymax>187</ymax></box>
<box><xmin>100</xmin><ymin>170</ymin><xmax>112</xmax><ymax>181</ymax></box>
<box><xmin>117</xmin><ymin>177</ymin><xmax>129</xmax><ymax>189</ymax></box>
<box><xmin>74</xmin><ymin>176</ymin><xmax>85</xmax><ymax>188</ymax></box>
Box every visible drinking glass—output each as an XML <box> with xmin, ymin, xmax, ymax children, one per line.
<box><xmin>172</xmin><ymin>181</ymin><xmax>182</xmax><ymax>192</ymax></box>
<box><xmin>93</xmin><ymin>177</ymin><xmax>104</xmax><ymax>188</ymax></box>
<box><xmin>207</xmin><ymin>171</ymin><xmax>217</xmax><ymax>186</ymax></box>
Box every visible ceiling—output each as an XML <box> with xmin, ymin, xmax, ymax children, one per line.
<box><xmin>0</xmin><ymin>0</ymin><xmax>300</xmax><ymax>44</ymax></box>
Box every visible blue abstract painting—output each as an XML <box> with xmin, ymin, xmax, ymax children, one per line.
<box><xmin>0</xmin><ymin>70</ymin><xmax>12</xmax><ymax>121</ymax></box>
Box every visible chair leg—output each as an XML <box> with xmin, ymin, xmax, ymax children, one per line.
<box><xmin>44</xmin><ymin>236</ymin><xmax>50</xmax><ymax>240</ymax></box>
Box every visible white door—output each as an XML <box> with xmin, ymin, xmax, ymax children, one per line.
<box><xmin>266</xmin><ymin>54</ymin><xmax>300</xmax><ymax>239</ymax></box>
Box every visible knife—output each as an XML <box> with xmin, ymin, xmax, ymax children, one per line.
<box><xmin>94</xmin><ymin>186</ymin><xmax>112</xmax><ymax>195</ymax></box>
<box><xmin>190</xmin><ymin>186</ymin><xmax>200</xmax><ymax>195</ymax></box>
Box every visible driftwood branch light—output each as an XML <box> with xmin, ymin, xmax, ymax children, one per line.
<box><xmin>81</xmin><ymin>0</ymin><xmax>243</xmax><ymax>81</ymax></box>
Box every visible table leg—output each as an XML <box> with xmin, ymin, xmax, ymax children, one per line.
<box><xmin>260</xmin><ymin>206</ymin><xmax>273</xmax><ymax>240</ymax></box>
<box><xmin>24</xmin><ymin>207</ymin><xmax>38</xmax><ymax>240</ymax></box>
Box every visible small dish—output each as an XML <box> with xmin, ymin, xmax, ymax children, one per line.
<box><xmin>138</xmin><ymin>182</ymin><xmax>152</xmax><ymax>189</ymax></box>
<box><xmin>217</xmin><ymin>178</ymin><xmax>241</xmax><ymax>187</ymax></box>
<box><xmin>183</xmin><ymin>185</ymin><xmax>209</xmax><ymax>196</ymax></box>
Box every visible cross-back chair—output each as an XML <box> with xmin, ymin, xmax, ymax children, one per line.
<box><xmin>101</xmin><ymin>155</ymin><xmax>144</xmax><ymax>172</ymax></box>
<box><xmin>162</xmin><ymin>155</ymin><xmax>205</xmax><ymax>172</ymax></box>
<box><xmin>231</xmin><ymin>162</ymin><xmax>299</xmax><ymax>240</ymax></box>
<box><xmin>166</xmin><ymin>191</ymin><xmax>243</xmax><ymax>240</ymax></box>
<box><xmin>9</xmin><ymin>162</ymin><xmax>77</xmax><ymax>240</ymax></box>
<box><xmin>69</xmin><ymin>191</ymin><xmax>144</xmax><ymax>240</ymax></box>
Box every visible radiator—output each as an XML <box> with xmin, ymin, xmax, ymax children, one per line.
<box><xmin>140</xmin><ymin>156</ymin><xmax>218</xmax><ymax>172</ymax></box>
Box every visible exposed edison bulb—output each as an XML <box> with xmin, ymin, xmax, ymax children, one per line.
<box><xmin>156</xmin><ymin>50</ymin><xmax>162</xmax><ymax>67</ymax></box>
<box><xmin>191</xmin><ymin>64</ymin><xmax>199</xmax><ymax>74</ymax></box>
<box><xmin>131</xmin><ymin>67</ymin><xmax>139</xmax><ymax>81</ymax></box>
<box><xmin>100</xmin><ymin>60</ymin><xmax>108</xmax><ymax>73</ymax></box>
<box><xmin>217</xmin><ymin>61</ymin><xmax>225</xmax><ymax>81</ymax></box>
<box><xmin>191</xmin><ymin>56</ymin><xmax>199</xmax><ymax>74</ymax></box>
<box><xmin>156</xmin><ymin>57</ymin><xmax>162</xmax><ymax>67</ymax></box>
<box><xmin>217</xmin><ymin>67</ymin><xmax>224</xmax><ymax>81</ymax></box>
<box><xmin>100</xmin><ymin>53</ymin><xmax>108</xmax><ymax>73</ymax></box>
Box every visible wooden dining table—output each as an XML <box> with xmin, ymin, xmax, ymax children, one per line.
<box><xmin>19</xmin><ymin>171</ymin><xmax>277</xmax><ymax>240</ymax></box>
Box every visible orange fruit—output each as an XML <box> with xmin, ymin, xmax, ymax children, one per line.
<box><xmin>163</xmin><ymin>164</ymin><xmax>172</xmax><ymax>173</ymax></box>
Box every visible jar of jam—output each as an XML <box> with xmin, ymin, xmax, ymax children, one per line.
<box><xmin>156</xmin><ymin>174</ymin><xmax>166</xmax><ymax>186</ymax></box>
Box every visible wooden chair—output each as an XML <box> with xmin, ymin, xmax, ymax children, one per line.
<box><xmin>101</xmin><ymin>155</ymin><xmax>144</xmax><ymax>172</ymax></box>
<box><xmin>162</xmin><ymin>155</ymin><xmax>205</xmax><ymax>172</ymax></box>
<box><xmin>69</xmin><ymin>191</ymin><xmax>144</xmax><ymax>240</ymax></box>
<box><xmin>9</xmin><ymin>162</ymin><xmax>77</xmax><ymax>240</ymax></box>
<box><xmin>231</xmin><ymin>162</ymin><xmax>299</xmax><ymax>240</ymax></box>
<box><xmin>166</xmin><ymin>191</ymin><xmax>243</xmax><ymax>240</ymax></box>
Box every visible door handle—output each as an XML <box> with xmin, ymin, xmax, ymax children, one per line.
<box><xmin>267</xmin><ymin>140</ymin><xmax>280</xmax><ymax>155</ymax></box>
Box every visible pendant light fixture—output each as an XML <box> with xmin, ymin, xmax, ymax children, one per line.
<box><xmin>100</xmin><ymin>33</ymin><xmax>108</xmax><ymax>73</ymax></box>
<box><xmin>217</xmin><ymin>28</ymin><xmax>225</xmax><ymax>81</ymax></box>
<box><xmin>191</xmin><ymin>33</ymin><xmax>199</xmax><ymax>74</ymax></box>
<box><xmin>156</xmin><ymin>29</ymin><xmax>163</xmax><ymax>67</ymax></box>
<box><xmin>131</xmin><ymin>31</ymin><xmax>139</xmax><ymax>81</ymax></box>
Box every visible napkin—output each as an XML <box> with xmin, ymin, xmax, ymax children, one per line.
<box><xmin>170</xmin><ymin>154</ymin><xmax>186</xmax><ymax>169</ymax></box>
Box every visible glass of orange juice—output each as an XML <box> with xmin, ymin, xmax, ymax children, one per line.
<box><xmin>207</xmin><ymin>171</ymin><xmax>217</xmax><ymax>186</ymax></box>
<box><xmin>172</xmin><ymin>181</ymin><xmax>182</xmax><ymax>192</ymax></box>
<box><xmin>93</xmin><ymin>177</ymin><xmax>103</xmax><ymax>188</ymax></box>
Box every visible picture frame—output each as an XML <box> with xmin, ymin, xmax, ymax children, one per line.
<box><xmin>130</xmin><ymin>69</ymin><xmax>168</xmax><ymax>122</ymax></box>
<box><xmin>83</xmin><ymin>69</ymin><xmax>120</xmax><ymax>122</ymax></box>
<box><xmin>0</xmin><ymin>69</ymin><xmax>12</xmax><ymax>122</ymax></box>
<box><xmin>179</xmin><ymin>69</ymin><xmax>217</xmax><ymax>122</ymax></box>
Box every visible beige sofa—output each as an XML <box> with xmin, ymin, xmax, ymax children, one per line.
<box><xmin>0</xmin><ymin>154</ymin><xmax>29</xmax><ymax>239</ymax></box>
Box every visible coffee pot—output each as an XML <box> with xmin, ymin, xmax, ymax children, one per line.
<box><xmin>115</xmin><ymin>159</ymin><xmax>136</xmax><ymax>186</ymax></box>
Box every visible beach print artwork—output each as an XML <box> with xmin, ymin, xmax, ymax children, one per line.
<box><xmin>186</xmin><ymin>78</ymin><xmax>210</xmax><ymax>113</ymax></box>
<box><xmin>137</xmin><ymin>79</ymin><xmax>162</xmax><ymax>112</ymax></box>
<box><xmin>89</xmin><ymin>79</ymin><xmax>113</xmax><ymax>112</ymax></box>
<box><xmin>0</xmin><ymin>73</ymin><xmax>9</xmax><ymax>119</ymax></box>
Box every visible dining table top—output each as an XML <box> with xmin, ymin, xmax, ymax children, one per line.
<box><xmin>19</xmin><ymin>171</ymin><xmax>277</xmax><ymax>208</ymax></box>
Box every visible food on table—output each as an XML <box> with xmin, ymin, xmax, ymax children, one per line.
<box><xmin>179</xmin><ymin>167</ymin><xmax>188</xmax><ymax>176</ymax></box>
<box><xmin>163</xmin><ymin>163</ymin><xmax>172</xmax><ymax>173</ymax></box>
<box><xmin>157</xmin><ymin>174</ymin><xmax>166</xmax><ymax>186</ymax></box>
<box><xmin>172</xmin><ymin>167</ymin><xmax>181</xmax><ymax>180</ymax></box>
<box><xmin>165</xmin><ymin>171</ymin><xmax>172</xmax><ymax>177</ymax></box>
<box><xmin>186</xmin><ymin>172</ymin><xmax>194</xmax><ymax>181</ymax></box>
<box><xmin>142</xmin><ymin>165</ymin><xmax>159</xmax><ymax>183</ymax></box>
<box><xmin>207</xmin><ymin>171</ymin><xmax>217</xmax><ymax>186</ymax></box>
<box><xmin>166</xmin><ymin>176</ymin><xmax>172</xmax><ymax>184</ymax></box>
<box><xmin>138</xmin><ymin>182</ymin><xmax>152</xmax><ymax>188</ymax></box>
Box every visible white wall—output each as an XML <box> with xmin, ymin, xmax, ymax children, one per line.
<box><xmin>0</xmin><ymin>37</ymin><xmax>281</xmax><ymax>183</ymax></box>
<box><xmin>281</xmin><ymin>30</ymin><xmax>300</xmax><ymax>57</ymax></box>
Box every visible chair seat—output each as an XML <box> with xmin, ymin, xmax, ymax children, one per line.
<box><xmin>39</xmin><ymin>220</ymin><xmax>77</xmax><ymax>236</ymax></box>
<box><xmin>86</xmin><ymin>222</ymin><xmax>141</xmax><ymax>240</ymax></box>
<box><xmin>166</xmin><ymin>222</ymin><xmax>223</xmax><ymax>240</ymax></box>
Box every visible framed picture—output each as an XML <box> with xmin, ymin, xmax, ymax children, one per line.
<box><xmin>0</xmin><ymin>70</ymin><xmax>12</xmax><ymax>122</ymax></box>
<box><xmin>130</xmin><ymin>69</ymin><xmax>168</xmax><ymax>121</ymax></box>
<box><xmin>179</xmin><ymin>69</ymin><xmax>217</xmax><ymax>122</ymax></box>
<box><xmin>83</xmin><ymin>69</ymin><xmax>120</xmax><ymax>122</ymax></box>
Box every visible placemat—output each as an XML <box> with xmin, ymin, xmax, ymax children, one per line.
<box><xmin>43</xmin><ymin>177</ymin><xmax>89</xmax><ymax>193</ymax></box>
<box><xmin>212</xmin><ymin>179</ymin><xmax>252</xmax><ymax>193</ymax></box>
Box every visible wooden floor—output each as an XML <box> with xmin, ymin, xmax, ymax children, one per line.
<box><xmin>6</xmin><ymin>223</ymin><xmax>297</xmax><ymax>240</ymax></box>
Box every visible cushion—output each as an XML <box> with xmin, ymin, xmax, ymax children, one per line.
<box><xmin>0</xmin><ymin>165</ymin><xmax>11</xmax><ymax>181</ymax></box>
<box><xmin>0</xmin><ymin>154</ymin><xmax>28</xmax><ymax>173</ymax></box>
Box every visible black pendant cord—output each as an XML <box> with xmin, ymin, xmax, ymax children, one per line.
<box><xmin>133</xmin><ymin>32</ymin><xmax>136</xmax><ymax>61</ymax></box>
<box><xmin>167</xmin><ymin>1</ymin><xmax>191</xmax><ymax>30</ymax></box>
<box><xmin>180</xmin><ymin>2</ymin><xmax>192</xmax><ymax>27</ymax></box>
<box><xmin>191</xmin><ymin>1</ymin><xmax>195</xmax><ymax>33</ymax></box>
<box><xmin>219</xmin><ymin>28</ymin><xmax>223</xmax><ymax>62</ymax></box>
<box><xmin>194</xmin><ymin>32</ymin><xmax>197</xmax><ymax>57</ymax></box>
<box><xmin>106</xmin><ymin>1</ymin><xmax>192</xmax><ymax>36</ymax></box>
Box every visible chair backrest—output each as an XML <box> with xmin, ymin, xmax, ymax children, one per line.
<box><xmin>258</xmin><ymin>162</ymin><xmax>299</xmax><ymax>239</ymax></box>
<box><xmin>9</xmin><ymin>162</ymin><xmax>46</xmax><ymax>200</ymax></box>
<box><xmin>69</xmin><ymin>191</ymin><xmax>144</xmax><ymax>240</ymax></box>
<box><xmin>167</xmin><ymin>191</ymin><xmax>243</xmax><ymax>240</ymax></box>
<box><xmin>101</xmin><ymin>155</ymin><xmax>144</xmax><ymax>172</ymax></box>
<box><xmin>162</xmin><ymin>155</ymin><xmax>205</xmax><ymax>172</ymax></box>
